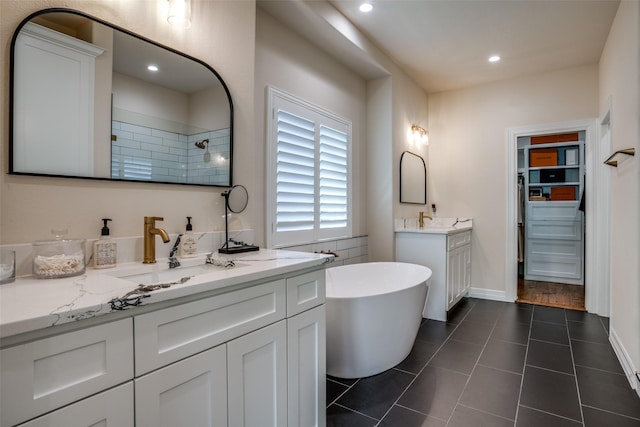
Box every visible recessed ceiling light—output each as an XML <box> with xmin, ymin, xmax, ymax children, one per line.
<box><xmin>147</xmin><ymin>64</ymin><xmax>159</xmax><ymax>72</ymax></box>
<box><xmin>359</xmin><ymin>3</ymin><xmax>373</xmax><ymax>12</ymax></box>
<box><xmin>488</xmin><ymin>55</ymin><xmax>501</xmax><ymax>63</ymax></box>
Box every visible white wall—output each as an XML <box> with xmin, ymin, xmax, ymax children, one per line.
<box><xmin>112</xmin><ymin>72</ymin><xmax>190</xmax><ymax>125</ymax></box>
<box><xmin>254</xmin><ymin>8</ymin><xmax>367</xmax><ymax>247</ymax></box>
<box><xmin>599</xmin><ymin>0</ymin><xmax>640</xmax><ymax>387</ymax></box>
<box><xmin>367</xmin><ymin>77</ymin><xmax>393</xmax><ymax>261</ymax></box>
<box><xmin>428</xmin><ymin>64</ymin><xmax>599</xmax><ymax>295</ymax></box>
<box><xmin>393</xmin><ymin>71</ymin><xmax>430</xmax><ymax>219</ymax></box>
<box><xmin>0</xmin><ymin>0</ymin><xmax>255</xmax><ymax>245</ymax></box>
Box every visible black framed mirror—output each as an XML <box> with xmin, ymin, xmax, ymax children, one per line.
<box><xmin>10</xmin><ymin>8</ymin><xmax>233</xmax><ymax>187</ymax></box>
<box><xmin>400</xmin><ymin>151</ymin><xmax>427</xmax><ymax>204</ymax></box>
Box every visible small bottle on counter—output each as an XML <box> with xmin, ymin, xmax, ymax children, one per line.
<box><xmin>93</xmin><ymin>218</ymin><xmax>117</xmax><ymax>269</ymax></box>
<box><xmin>178</xmin><ymin>216</ymin><xmax>198</xmax><ymax>258</ymax></box>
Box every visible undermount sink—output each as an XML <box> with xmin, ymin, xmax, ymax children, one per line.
<box><xmin>108</xmin><ymin>258</ymin><xmax>244</xmax><ymax>285</ymax></box>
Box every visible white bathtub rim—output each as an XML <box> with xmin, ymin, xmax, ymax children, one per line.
<box><xmin>326</xmin><ymin>262</ymin><xmax>432</xmax><ymax>299</ymax></box>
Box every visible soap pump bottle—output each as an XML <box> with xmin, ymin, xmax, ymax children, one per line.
<box><xmin>93</xmin><ymin>218</ymin><xmax>117</xmax><ymax>268</ymax></box>
<box><xmin>178</xmin><ymin>217</ymin><xmax>198</xmax><ymax>258</ymax></box>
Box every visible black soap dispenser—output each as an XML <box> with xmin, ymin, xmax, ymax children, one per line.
<box><xmin>178</xmin><ymin>217</ymin><xmax>198</xmax><ymax>258</ymax></box>
<box><xmin>93</xmin><ymin>218</ymin><xmax>117</xmax><ymax>268</ymax></box>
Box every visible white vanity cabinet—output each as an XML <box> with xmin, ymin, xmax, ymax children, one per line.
<box><xmin>17</xmin><ymin>383</ymin><xmax>134</xmax><ymax>427</ymax></box>
<box><xmin>396</xmin><ymin>229</ymin><xmax>472</xmax><ymax>321</ymax></box>
<box><xmin>228</xmin><ymin>320</ymin><xmax>288</xmax><ymax>426</ymax></box>
<box><xmin>0</xmin><ymin>318</ymin><xmax>134</xmax><ymax>427</ymax></box>
<box><xmin>134</xmin><ymin>270</ymin><xmax>326</xmax><ymax>427</ymax></box>
<box><xmin>446</xmin><ymin>231</ymin><xmax>472</xmax><ymax>310</ymax></box>
<box><xmin>135</xmin><ymin>344</ymin><xmax>228</xmax><ymax>427</ymax></box>
<box><xmin>0</xmin><ymin>266</ymin><xmax>326</xmax><ymax>427</ymax></box>
<box><xmin>287</xmin><ymin>305</ymin><xmax>326</xmax><ymax>427</ymax></box>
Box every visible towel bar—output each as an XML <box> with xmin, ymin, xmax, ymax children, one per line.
<box><xmin>604</xmin><ymin>148</ymin><xmax>635</xmax><ymax>167</ymax></box>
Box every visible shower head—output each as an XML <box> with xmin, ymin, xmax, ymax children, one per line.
<box><xmin>195</xmin><ymin>139</ymin><xmax>209</xmax><ymax>149</ymax></box>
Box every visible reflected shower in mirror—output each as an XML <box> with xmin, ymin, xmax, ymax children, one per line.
<box><xmin>10</xmin><ymin>8</ymin><xmax>233</xmax><ymax>187</ymax></box>
<box><xmin>400</xmin><ymin>151</ymin><xmax>427</xmax><ymax>204</ymax></box>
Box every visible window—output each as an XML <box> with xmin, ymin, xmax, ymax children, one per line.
<box><xmin>267</xmin><ymin>87</ymin><xmax>351</xmax><ymax>248</ymax></box>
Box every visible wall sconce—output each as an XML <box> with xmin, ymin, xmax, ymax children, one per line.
<box><xmin>411</xmin><ymin>125</ymin><xmax>429</xmax><ymax>145</ymax></box>
<box><xmin>167</xmin><ymin>0</ymin><xmax>191</xmax><ymax>28</ymax></box>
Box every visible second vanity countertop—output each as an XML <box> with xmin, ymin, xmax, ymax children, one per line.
<box><xmin>395</xmin><ymin>217</ymin><xmax>473</xmax><ymax>235</ymax></box>
<box><xmin>0</xmin><ymin>249</ymin><xmax>332</xmax><ymax>340</ymax></box>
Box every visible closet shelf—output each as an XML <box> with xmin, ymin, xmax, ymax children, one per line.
<box><xmin>604</xmin><ymin>148</ymin><xmax>635</xmax><ymax>167</ymax></box>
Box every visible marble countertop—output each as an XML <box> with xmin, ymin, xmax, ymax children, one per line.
<box><xmin>0</xmin><ymin>249</ymin><xmax>332</xmax><ymax>339</ymax></box>
<box><xmin>394</xmin><ymin>218</ymin><xmax>473</xmax><ymax>235</ymax></box>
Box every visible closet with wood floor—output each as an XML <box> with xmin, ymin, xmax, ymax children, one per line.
<box><xmin>517</xmin><ymin>131</ymin><xmax>586</xmax><ymax>309</ymax></box>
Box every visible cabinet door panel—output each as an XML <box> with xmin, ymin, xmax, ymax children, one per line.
<box><xmin>286</xmin><ymin>270</ymin><xmax>325</xmax><ymax>316</ymax></box>
<box><xmin>1</xmin><ymin>319</ymin><xmax>133</xmax><ymax>427</ymax></box>
<box><xmin>135</xmin><ymin>345</ymin><xmax>227</xmax><ymax>427</ymax></box>
<box><xmin>288</xmin><ymin>306</ymin><xmax>326</xmax><ymax>427</ymax></box>
<box><xmin>228</xmin><ymin>321</ymin><xmax>287</xmax><ymax>427</ymax></box>
<box><xmin>18</xmin><ymin>382</ymin><xmax>133</xmax><ymax>427</ymax></box>
<box><xmin>463</xmin><ymin>244</ymin><xmax>472</xmax><ymax>295</ymax></box>
<box><xmin>447</xmin><ymin>248</ymin><xmax>461</xmax><ymax>310</ymax></box>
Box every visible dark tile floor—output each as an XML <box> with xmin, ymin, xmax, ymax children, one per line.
<box><xmin>326</xmin><ymin>298</ymin><xmax>640</xmax><ymax>426</ymax></box>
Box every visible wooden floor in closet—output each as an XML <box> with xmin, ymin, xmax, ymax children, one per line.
<box><xmin>517</xmin><ymin>279</ymin><xmax>585</xmax><ymax>311</ymax></box>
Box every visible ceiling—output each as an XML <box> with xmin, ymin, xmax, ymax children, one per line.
<box><xmin>261</xmin><ymin>0</ymin><xmax>621</xmax><ymax>93</ymax></box>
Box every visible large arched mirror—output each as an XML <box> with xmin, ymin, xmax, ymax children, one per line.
<box><xmin>400</xmin><ymin>151</ymin><xmax>427</xmax><ymax>204</ymax></box>
<box><xmin>10</xmin><ymin>8</ymin><xmax>233</xmax><ymax>187</ymax></box>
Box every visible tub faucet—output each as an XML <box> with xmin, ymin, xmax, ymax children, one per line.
<box><xmin>143</xmin><ymin>216</ymin><xmax>170</xmax><ymax>264</ymax></box>
<box><xmin>419</xmin><ymin>211</ymin><xmax>432</xmax><ymax>228</ymax></box>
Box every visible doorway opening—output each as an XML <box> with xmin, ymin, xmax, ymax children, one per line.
<box><xmin>506</xmin><ymin>119</ymin><xmax>606</xmax><ymax>315</ymax></box>
<box><xmin>516</xmin><ymin>131</ymin><xmax>586</xmax><ymax>310</ymax></box>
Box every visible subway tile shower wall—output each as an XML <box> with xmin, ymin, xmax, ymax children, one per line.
<box><xmin>111</xmin><ymin>121</ymin><xmax>229</xmax><ymax>185</ymax></box>
<box><xmin>282</xmin><ymin>236</ymin><xmax>369</xmax><ymax>266</ymax></box>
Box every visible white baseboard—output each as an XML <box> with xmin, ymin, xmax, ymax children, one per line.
<box><xmin>610</xmin><ymin>327</ymin><xmax>640</xmax><ymax>398</ymax></box>
<box><xmin>467</xmin><ymin>287</ymin><xmax>514</xmax><ymax>302</ymax></box>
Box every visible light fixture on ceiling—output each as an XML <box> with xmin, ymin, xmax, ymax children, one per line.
<box><xmin>147</xmin><ymin>64</ymin><xmax>159</xmax><ymax>72</ymax></box>
<box><xmin>167</xmin><ymin>0</ymin><xmax>191</xmax><ymax>28</ymax></box>
<box><xmin>359</xmin><ymin>3</ymin><xmax>373</xmax><ymax>12</ymax></box>
<box><xmin>488</xmin><ymin>55</ymin><xmax>501</xmax><ymax>63</ymax></box>
<box><xmin>411</xmin><ymin>125</ymin><xmax>429</xmax><ymax>145</ymax></box>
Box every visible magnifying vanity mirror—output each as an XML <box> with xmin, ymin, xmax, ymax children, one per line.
<box><xmin>10</xmin><ymin>8</ymin><xmax>233</xmax><ymax>187</ymax></box>
<box><xmin>400</xmin><ymin>151</ymin><xmax>427</xmax><ymax>204</ymax></box>
<box><xmin>219</xmin><ymin>185</ymin><xmax>259</xmax><ymax>254</ymax></box>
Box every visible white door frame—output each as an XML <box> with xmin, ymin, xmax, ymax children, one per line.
<box><xmin>506</xmin><ymin>118</ymin><xmax>608</xmax><ymax>315</ymax></box>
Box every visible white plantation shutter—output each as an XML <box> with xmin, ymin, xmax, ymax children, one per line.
<box><xmin>267</xmin><ymin>87</ymin><xmax>351</xmax><ymax>248</ymax></box>
<box><xmin>111</xmin><ymin>157</ymin><xmax>152</xmax><ymax>181</ymax></box>
<box><xmin>319</xmin><ymin>125</ymin><xmax>348</xmax><ymax>234</ymax></box>
<box><xmin>276</xmin><ymin>111</ymin><xmax>315</xmax><ymax>232</ymax></box>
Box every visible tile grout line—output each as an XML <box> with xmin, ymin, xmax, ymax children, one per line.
<box><xmin>326</xmin><ymin>377</ymin><xmax>360</xmax><ymax>407</ymax></box>
<box><xmin>566</xmin><ymin>307</ymin><xmax>587</xmax><ymax>425</ymax></box>
<box><xmin>513</xmin><ymin>303</ymin><xmax>536</xmax><ymax>426</ymax></box>
<box><xmin>331</xmin><ymin>402</ymin><xmax>379</xmax><ymax>423</ymax></box>
<box><xmin>581</xmin><ymin>403</ymin><xmax>640</xmax><ymax>421</ymax></box>
<box><xmin>518</xmin><ymin>403</ymin><xmax>586</xmax><ymax>424</ymax></box>
<box><xmin>443</xmin><ymin>304</ymin><xmax>505</xmax><ymax>426</ymax></box>
<box><xmin>373</xmin><ymin>300</ymin><xmax>477</xmax><ymax>426</ymax></box>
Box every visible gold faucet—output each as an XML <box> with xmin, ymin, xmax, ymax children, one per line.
<box><xmin>143</xmin><ymin>216</ymin><xmax>170</xmax><ymax>264</ymax></box>
<box><xmin>419</xmin><ymin>211</ymin><xmax>433</xmax><ymax>228</ymax></box>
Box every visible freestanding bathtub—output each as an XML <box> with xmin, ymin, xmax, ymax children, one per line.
<box><xmin>325</xmin><ymin>262</ymin><xmax>432</xmax><ymax>378</ymax></box>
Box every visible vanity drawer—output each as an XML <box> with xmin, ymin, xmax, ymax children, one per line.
<box><xmin>286</xmin><ymin>270</ymin><xmax>326</xmax><ymax>316</ymax></box>
<box><xmin>134</xmin><ymin>279</ymin><xmax>286</xmax><ymax>375</ymax></box>
<box><xmin>17</xmin><ymin>382</ymin><xmax>134</xmax><ymax>427</ymax></box>
<box><xmin>1</xmin><ymin>318</ymin><xmax>133</xmax><ymax>427</ymax></box>
<box><xmin>448</xmin><ymin>231</ymin><xmax>471</xmax><ymax>250</ymax></box>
